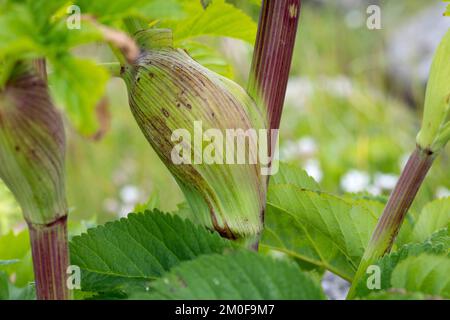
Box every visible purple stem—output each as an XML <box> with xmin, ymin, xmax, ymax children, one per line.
<box><xmin>28</xmin><ymin>216</ymin><xmax>70</xmax><ymax>300</ymax></box>
<box><xmin>248</xmin><ymin>0</ymin><xmax>301</xmax><ymax>139</ymax></box>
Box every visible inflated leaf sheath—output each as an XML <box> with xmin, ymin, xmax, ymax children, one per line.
<box><xmin>123</xmin><ymin>29</ymin><xmax>267</xmax><ymax>238</ymax></box>
<box><xmin>0</xmin><ymin>64</ymin><xmax>67</xmax><ymax>225</ymax></box>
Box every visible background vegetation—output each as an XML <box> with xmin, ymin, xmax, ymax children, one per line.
<box><xmin>0</xmin><ymin>0</ymin><xmax>449</xmax><ymax>294</ymax></box>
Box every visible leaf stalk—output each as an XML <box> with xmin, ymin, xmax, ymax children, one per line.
<box><xmin>347</xmin><ymin>146</ymin><xmax>435</xmax><ymax>299</ymax></box>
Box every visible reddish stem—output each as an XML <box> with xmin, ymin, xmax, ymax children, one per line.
<box><xmin>28</xmin><ymin>216</ymin><xmax>70</xmax><ymax>300</ymax></box>
<box><xmin>248</xmin><ymin>0</ymin><xmax>301</xmax><ymax>138</ymax></box>
<box><xmin>347</xmin><ymin>146</ymin><xmax>435</xmax><ymax>299</ymax></box>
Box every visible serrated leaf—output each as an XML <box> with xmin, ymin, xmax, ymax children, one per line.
<box><xmin>411</xmin><ymin>197</ymin><xmax>450</xmax><ymax>243</ymax></box>
<box><xmin>132</xmin><ymin>251</ymin><xmax>326</xmax><ymax>300</ymax></box>
<box><xmin>69</xmin><ymin>210</ymin><xmax>233</xmax><ymax>293</ymax></box>
<box><xmin>261</xmin><ymin>186</ymin><xmax>379</xmax><ymax>281</ymax></box>
<box><xmin>391</xmin><ymin>254</ymin><xmax>450</xmax><ymax>298</ymax></box>
<box><xmin>364</xmin><ymin>290</ymin><xmax>437</xmax><ymax>300</ymax></box>
<box><xmin>50</xmin><ymin>56</ymin><xmax>109</xmax><ymax>135</ymax></box>
<box><xmin>353</xmin><ymin>228</ymin><xmax>449</xmax><ymax>298</ymax></box>
<box><xmin>166</xmin><ymin>0</ymin><xmax>257</xmax><ymax>44</ymax></box>
<box><xmin>269</xmin><ymin>162</ymin><xmax>321</xmax><ymax>191</ymax></box>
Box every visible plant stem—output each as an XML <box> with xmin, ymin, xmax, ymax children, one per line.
<box><xmin>346</xmin><ymin>146</ymin><xmax>435</xmax><ymax>299</ymax></box>
<box><xmin>31</xmin><ymin>58</ymin><xmax>47</xmax><ymax>83</ymax></box>
<box><xmin>247</xmin><ymin>0</ymin><xmax>301</xmax><ymax>250</ymax></box>
<box><xmin>29</xmin><ymin>58</ymin><xmax>70</xmax><ymax>300</ymax></box>
<box><xmin>248</xmin><ymin>0</ymin><xmax>301</xmax><ymax>151</ymax></box>
<box><xmin>28</xmin><ymin>216</ymin><xmax>70</xmax><ymax>300</ymax></box>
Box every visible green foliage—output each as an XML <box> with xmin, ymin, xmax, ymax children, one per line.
<box><xmin>0</xmin><ymin>230</ymin><xmax>33</xmax><ymax>287</ymax></box>
<box><xmin>50</xmin><ymin>57</ymin><xmax>109</xmax><ymax>134</ymax></box>
<box><xmin>164</xmin><ymin>0</ymin><xmax>257</xmax><ymax>44</ymax></box>
<box><xmin>411</xmin><ymin>197</ymin><xmax>450</xmax><ymax>243</ymax></box>
<box><xmin>69</xmin><ymin>210</ymin><xmax>233</xmax><ymax>293</ymax></box>
<box><xmin>263</xmin><ymin>185</ymin><xmax>379</xmax><ymax>281</ymax></box>
<box><xmin>269</xmin><ymin>162</ymin><xmax>321</xmax><ymax>191</ymax></box>
<box><xmin>364</xmin><ymin>290</ymin><xmax>433</xmax><ymax>300</ymax></box>
<box><xmin>131</xmin><ymin>251</ymin><xmax>325</xmax><ymax>300</ymax></box>
<box><xmin>416</xmin><ymin>28</ymin><xmax>450</xmax><ymax>151</ymax></box>
<box><xmin>0</xmin><ymin>271</ymin><xmax>35</xmax><ymax>300</ymax></box>
<box><xmin>391</xmin><ymin>254</ymin><xmax>450</xmax><ymax>298</ymax></box>
<box><xmin>353</xmin><ymin>228</ymin><xmax>449</xmax><ymax>298</ymax></box>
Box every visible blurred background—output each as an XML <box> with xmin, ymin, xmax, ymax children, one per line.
<box><xmin>1</xmin><ymin>0</ymin><xmax>449</xmax><ymax>287</ymax></box>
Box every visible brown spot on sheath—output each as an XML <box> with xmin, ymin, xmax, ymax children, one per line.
<box><xmin>15</xmin><ymin>146</ymin><xmax>20</xmax><ymax>152</ymax></box>
<box><xmin>161</xmin><ymin>108</ymin><xmax>170</xmax><ymax>118</ymax></box>
<box><xmin>176</xmin><ymin>102</ymin><xmax>181</xmax><ymax>108</ymax></box>
<box><xmin>186</xmin><ymin>103</ymin><xmax>192</xmax><ymax>110</ymax></box>
<box><xmin>148</xmin><ymin>72</ymin><xmax>154</xmax><ymax>79</ymax></box>
<box><xmin>210</xmin><ymin>211</ymin><xmax>236</xmax><ymax>240</ymax></box>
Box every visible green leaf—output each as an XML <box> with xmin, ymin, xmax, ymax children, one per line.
<box><xmin>132</xmin><ymin>251</ymin><xmax>326</xmax><ymax>299</ymax></box>
<box><xmin>269</xmin><ymin>162</ymin><xmax>321</xmax><ymax>191</ymax></box>
<box><xmin>166</xmin><ymin>0</ymin><xmax>257</xmax><ymax>44</ymax></box>
<box><xmin>69</xmin><ymin>210</ymin><xmax>233</xmax><ymax>293</ymax></box>
<box><xmin>0</xmin><ymin>271</ymin><xmax>35</xmax><ymax>300</ymax></box>
<box><xmin>353</xmin><ymin>228</ymin><xmax>449</xmax><ymax>298</ymax></box>
<box><xmin>0</xmin><ymin>230</ymin><xmax>33</xmax><ymax>287</ymax></box>
<box><xmin>416</xmin><ymin>29</ymin><xmax>450</xmax><ymax>151</ymax></box>
<box><xmin>364</xmin><ymin>290</ymin><xmax>436</xmax><ymax>300</ymax></box>
<box><xmin>75</xmin><ymin>0</ymin><xmax>187</xmax><ymax>23</ymax></box>
<box><xmin>262</xmin><ymin>186</ymin><xmax>379</xmax><ymax>281</ymax></box>
<box><xmin>411</xmin><ymin>197</ymin><xmax>450</xmax><ymax>243</ymax></box>
<box><xmin>391</xmin><ymin>254</ymin><xmax>450</xmax><ymax>298</ymax></box>
<box><xmin>181</xmin><ymin>40</ymin><xmax>234</xmax><ymax>78</ymax></box>
<box><xmin>50</xmin><ymin>56</ymin><xmax>109</xmax><ymax>135</ymax></box>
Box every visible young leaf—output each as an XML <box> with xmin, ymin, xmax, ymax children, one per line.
<box><xmin>391</xmin><ymin>254</ymin><xmax>450</xmax><ymax>298</ymax></box>
<box><xmin>416</xmin><ymin>28</ymin><xmax>450</xmax><ymax>152</ymax></box>
<box><xmin>69</xmin><ymin>210</ymin><xmax>233</xmax><ymax>293</ymax></box>
<box><xmin>262</xmin><ymin>186</ymin><xmax>379</xmax><ymax>281</ymax></box>
<box><xmin>131</xmin><ymin>251</ymin><xmax>326</xmax><ymax>300</ymax></box>
<box><xmin>50</xmin><ymin>57</ymin><xmax>109</xmax><ymax>135</ymax></box>
<box><xmin>353</xmin><ymin>228</ymin><xmax>449</xmax><ymax>298</ymax></box>
<box><xmin>411</xmin><ymin>197</ymin><xmax>450</xmax><ymax>243</ymax></box>
<box><xmin>164</xmin><ymin>0</ymin><xmax>257</xmax><ymax>44</ymax></box>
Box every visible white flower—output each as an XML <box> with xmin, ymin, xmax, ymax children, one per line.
<box><xmin>436</xmin><ymin>187</ymin><xmax>450</xmax><ymax>199</ymax></box>
<box><xmin>304</xmin><ymin>159</ymin><xmax>323</xmax><ymax>183</ymax></box>
<box><xmin>120</xmin><ymin>185</ymin><xmax>141</xmax><ymax>204</ymax></box>
<box><xmin>374</xmin><ymin>173</ymin><xmax>398</xmax><ymax>190</ymax></box>
<box><xmin>340</xmin><ymin>170</ymin><xmax>370</xmax><ymax>193</ymax></box>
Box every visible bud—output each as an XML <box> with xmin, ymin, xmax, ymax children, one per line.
<box><xmin>416</xmin><ymin>28</ymin><xmax>450</xmax><ymax>153</ymax></box>
<box><xmin>122</xmin><ymin>29</ymin><xmax>267</xmax><ymax>238</ymax></box>
<box><xmin>0</xmin><ymin>63</ymin><xmax>67</xmax><ymax>225</ymax></box>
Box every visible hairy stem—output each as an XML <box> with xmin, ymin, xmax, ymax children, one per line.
<box><xmin>28</xmin><ymin>216</ymin><xmax>70</xmax><ymax>300</ymax></box>
<box><xmin>346</xmin><ymin>146</ymin><xmax>435</xmax><ymax>299</ymax></box>
<box><xmin>248</xmin><ymin>0</ymin><xmax>301</xmax><ymax>143</ymax></box>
